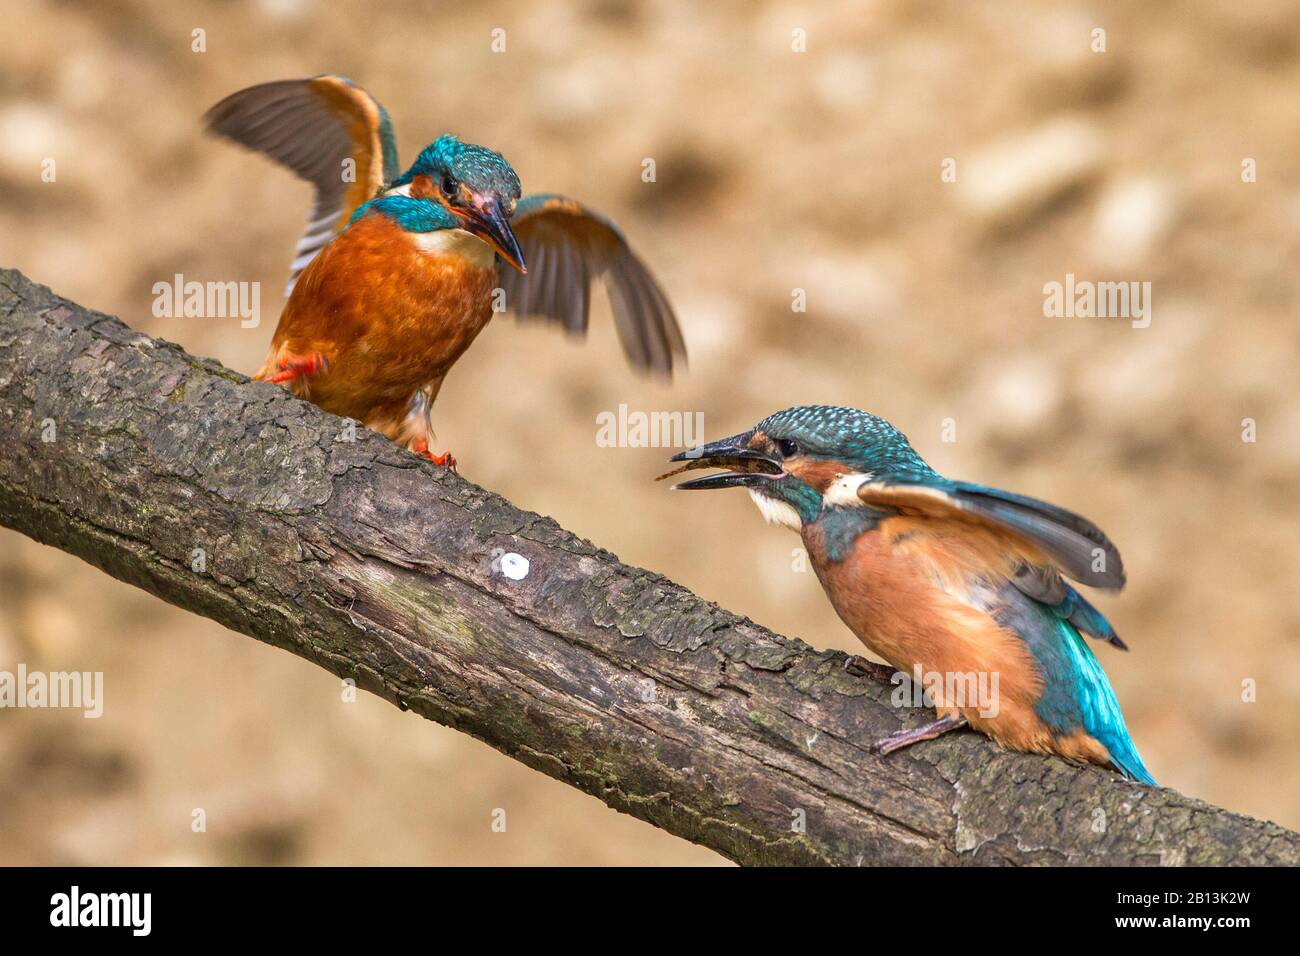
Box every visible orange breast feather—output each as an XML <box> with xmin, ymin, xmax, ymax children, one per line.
<box><xmin>255</xmin><ymin>213</ymin><xmax>497</xmax><ymax>429</ymax></box>
<box><xmin>809</xmin><ymin>520</ymin><xmax>1072</xmax><ymax>753</ymax></box>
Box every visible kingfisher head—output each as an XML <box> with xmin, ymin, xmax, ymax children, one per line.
<box><xmin>386</xmin><ymin>134</ymin><xmax>526</xmax><ymax>272</ymax></box>
<box><xmin>661</xmin><ymin>405</ymin><xmax>937</xmax><ymax>529</ymax></box>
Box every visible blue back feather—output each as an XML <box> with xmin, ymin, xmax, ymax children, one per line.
<box><xmin>997</xmin><ymin>589</ymin><xmax>1155</xmax><ymax>784</ymax></box>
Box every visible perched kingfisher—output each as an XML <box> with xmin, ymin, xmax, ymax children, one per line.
<box><xmin>662</xmin><ymin>405</ymin><xmax>1155</xmax><ymax>784</ymax></box>
<box><xmin>206</xmin><ymin>75</ymin><xmax>685</xmax><ymax>467</ymax></box>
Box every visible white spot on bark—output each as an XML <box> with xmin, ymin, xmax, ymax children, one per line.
<box><xmin>500</xmin><ymin>552</ymin><xmax>529</xmax><ymax>581</ymax></box>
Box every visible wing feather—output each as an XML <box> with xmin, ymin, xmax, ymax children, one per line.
<box><xmin>861</xmin><ymin>479</ymin><xmax>1129</xmax><ymax>648</ymax></box>
<box><xmin>205</xmin><ymin>75</ymin><xmax>400</xmax><ymax>294</ymax></box>
<box><xmin>499</xmin><ymin>194</ymin><xmax>685</xmax><ymax>376</ymax></box>
<box><xmin>858</xmin><ymin>480</ymin><xmax>1125</xmax><ymax>591</ymax></box>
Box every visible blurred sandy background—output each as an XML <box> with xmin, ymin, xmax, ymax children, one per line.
<box><xmin>1</xmin><ymin>0</ymin><xmax>1298</xmax><ymax>865</ymax></box>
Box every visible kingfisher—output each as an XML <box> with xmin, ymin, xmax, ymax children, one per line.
<box><xmin>205</xmin><ymin>75</ymin><xmax>685</xmax><ymax>468</ymax></box>
<box><xmin>661</xmin><ymin>405</ymin><xmax>1155</xmax><ymax>784</ymax></box>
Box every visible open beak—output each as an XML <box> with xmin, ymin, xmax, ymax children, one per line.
<box><xmin>656</xmin><ymin>431</ymin><xmax>784</xmax><ymax>490</ymax></box>
<box><xmin>466</xmin><ymin>198</ymin><xmax>526</xmax><ymax>274</ymax></box>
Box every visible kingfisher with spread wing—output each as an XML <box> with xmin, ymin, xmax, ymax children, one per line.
<box><xmin>206</xmin><ymin>75</ymin><xmax>685</xmax><ymax>468</ymax></box>
<box><xmin>662</xmin><ymin>406</ymin><xmax>1155</xmax><ymax>784</ymax></box>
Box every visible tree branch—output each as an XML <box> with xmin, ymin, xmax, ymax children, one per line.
<box><xmin>1</xmin><ymin>267</ymin><xmax>1294</xmax><ymax>866</ymax></box>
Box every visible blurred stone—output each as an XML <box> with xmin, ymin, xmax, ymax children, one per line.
<box><xmin>20</xmin><ymin>593</ymin><xmax>84</xmax><ymax>662</ymax></box>
<box><xmin>1025</xmin><ymin>58</ymin><xmax>1130</xmax><ymax>111</ymax></box>
<box><xmin>1020</xmin><ymin>10</ymin><xmax>1130</xmax><ymax>109</ymax></box>
<box><xmin>1075</xmin><ymin>302</ymin><xmax>1204</xmax><ymax>410</ymax></box>
<box><xmin>813</xmin><ymin>53</ymin><xmax>875</xmax><ymax>110</ymax></box>
<box><xmin>780</xmin><ymin>240</ymin><xmax>900</xmax><ymax>325</ymax></box>
<box><xmin>1091</xmin><ymin>177</ymin><xmax>1177</xmax><ymax>267</ymax></box>
<box><xmin>51</xmin><ymin>804</ymin><xmax>137</xmax><ymax>865</ymax></box>
<box><xmin>1209</xmin><ymin>6</ymin><xmax>1299</xmax><ymax>66</ymax></box>
<box><xmin>537</xmin><ymin>59</ymin><xmax>618</xmax><ymax>122</ymax></box>
<box><xmin>56</xmin><ymin>52</ymin><xmax>113</xmax><ymax>110</ymax></box>
<box><xmin>587</xmin><ymin>0</ymin><xmax>640</xmax><ymax>26</ymax></box>
<box><xmin>1022</xmin><ymin>9</ymin><xmax>1100</xmax><ymax>65</ymax></box>
<box><xmin>0</xmin><ymin>102</ymin><xmax>65</xmax><ymax>179</ymax></box>
<box><xmin>625</xmin><ymin>144</ymin><xmax>726</xmax><ymax>214</ymax></box>
<box><xmin>676</xmin><ymin>293</ymin><xmax>741</xmax><ymax>359</ymax></box>
<box><xmin>219</xmin><ymin>819</ymin><xmax>305</xmax><ymax>865</ymax></box>
<box><xmin>974</xmin><ymin>355</ymin><xmax>1064</xmax><ymax>435</ymax></box>
<box><xmin>256</xmin><ymin>0</ymin><xmax>314</xmax><ymax>21</ymax></box>
<box><xmin>957</xmin><ymin>118</ymin><xmax>1103</xmax><ymax>227</ymax></box>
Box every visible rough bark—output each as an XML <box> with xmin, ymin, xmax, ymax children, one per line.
<box><xmin>0</xmin><ymin>267</ymin><xmax>1295</xmax><ymax>866</ymax></box>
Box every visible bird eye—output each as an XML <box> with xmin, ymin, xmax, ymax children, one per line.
<box><xmin>440</xmin><ymin>174</ymin><xmax>459</xmax><ymax>199</ymax></box>
<box><xmin>776</xmin><ymin>439</ymin><xmax>799</xmax><ymax>458</ymax></box>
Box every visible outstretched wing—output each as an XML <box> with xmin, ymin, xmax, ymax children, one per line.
<box><xmin>858</xmin><ymin>480</ymin><xmax>1124</xmax><ymax>590</ymax></box>
<box><xmin>205</xmin><ymin>75</ymin><xmax>400</xmax><ymax>295</ymax></box>
<box><xmin>858</xmin><ymin>478</ymin><xmax>1127</xmax><ymax>648</ymax></box>
<box><xmin>499</xmin><ymin>194</ymin><xmax>686</xmax><ymax>377</ymax></box>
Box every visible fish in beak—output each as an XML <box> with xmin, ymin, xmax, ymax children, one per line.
<box><xmin>656</xmin><ymin>431</ymin><xmax>784</xmax><ymax>489</ymax></box>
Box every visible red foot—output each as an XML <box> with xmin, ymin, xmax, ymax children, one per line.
<box><xmin>269</xmin><ymin>352</ymin><xmax>329</xmax><ymax>384</ymax></box>
<box><xmin>411</xmin><ymin>439</ymin><xmax>458</xmax><ymax>473</ymax></box>
<box><xmin>428</xmin><ymin>450</ymin><xmax>458</xmax><ymax>473</ymax></box>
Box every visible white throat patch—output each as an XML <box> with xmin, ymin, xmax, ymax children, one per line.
<box><xmin>747</xmin><ymin>489</ymin><xmax>802</xmax><ymax>531</ymax></box>
<box><xmin>822</xmin><ymin>471</ymin><xmax>874</xmax><ymax>507</ymax></box>
<box><xmin>409</xmin><ymin>228</ymin><xmax>495</xmax><ymax>270</ymax></box>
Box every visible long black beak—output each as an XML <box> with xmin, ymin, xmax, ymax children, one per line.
<box><xmin>468</xmin><ymin>198</ymin><xmax>526</xmax><ymax>274</ymax></box>
<box><xmin>658</xmin><ymin>432</ymin><xmax>783</xmax><ymax>490</ymax></box>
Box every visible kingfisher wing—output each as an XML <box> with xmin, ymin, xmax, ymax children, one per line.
<box><xmin>205</xmin><ymin>75</ymin><xmax>400</xmax><ymax>295</ymax></box>
<box><xmin>1008</xmin><ymin>563</ymin><xmax>1126</xmax><ymax>649</ymax></box>
<box><xmin>857</xmin><ymin>479</ymin><xmax>1126</xmax><ymax>593</ymax></box>
<box><xmin>498</xmin><ymin>194</ymin><xmax>686</xmax><ymax>377</ymax></box>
